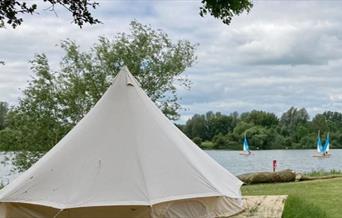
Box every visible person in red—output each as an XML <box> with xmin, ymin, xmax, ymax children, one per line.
<box><xmin>272</xmin><ymin>160</ymin><xmax>277</xmax><ymax>172</ymax></box>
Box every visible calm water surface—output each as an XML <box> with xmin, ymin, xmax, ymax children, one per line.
<box><xmin>0</xmin><ymin>150</ymin><xmax>342</xmax><ymax>185</ymax></box>
<box><xmin>206</xmin><ymin>149</ymin><xmax>342</xmax><ymax>175</ymax></box>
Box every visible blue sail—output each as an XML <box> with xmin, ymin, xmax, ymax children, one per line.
<box><xmin>243</xmin><ymin>135</ymin><xmax>250</xmax><ymax>152</ymax></box>
<box><xmin>322</xmin><ymin>133</ymin><xmax>330</xmax><ymax>153</ymax></box>
<box><xmin>316</xmin><ymin>132</ymin><xmax>323</xmax><ymax>153</ymax></box>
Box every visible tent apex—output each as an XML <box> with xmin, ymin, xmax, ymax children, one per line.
<box><xmin>120</xmin><ymin>65</ymin><xmax>130</xmax><ymax>73</ymax></box>
<box><xmin>116</xmin><ymin>65</ymin><xmax>141</xmax><ymax>87</ymax></box>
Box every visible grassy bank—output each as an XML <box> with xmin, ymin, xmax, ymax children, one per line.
<box><xmin>304</xmin><ymin>169</ymin><xmax>342</xmax><ymax>177</ymax></box>
<box><xmin>242</xmin><ymin>177</ymin><xmax>342</xmax><ymax>218</ymax></box>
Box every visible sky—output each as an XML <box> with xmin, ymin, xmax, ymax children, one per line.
<box><xmin>1</xmin><ymin>1</ymin><xmax>342</xmax><ymax>123</ymax></box>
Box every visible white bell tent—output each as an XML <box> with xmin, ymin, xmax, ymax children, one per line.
<box><xmin>0</xmin><ymin>67</ymin><xmax>243</xmax><ymax>218</ymax></box>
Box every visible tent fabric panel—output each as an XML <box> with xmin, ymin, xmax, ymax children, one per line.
<box><xmin>152</xmin><ymin>196</ymin><xmax>243</xmax><ymax>218</ymax></box>
<box><xmin>0</xmin><ymin>203</ymin><xmax>58</xmax><ymax>218</ymax></box>
<box><xmin>0</xmin><ymin>203</ymin><xmax>151</xmax><ymax>218</ymax></box>
<box><xmin>0</xmin><ymin>196</ymin><xmax>242</xmax><ymax>218</ymax></box>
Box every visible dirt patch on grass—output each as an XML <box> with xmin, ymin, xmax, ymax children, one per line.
<box><xmin>231</xmin><ymin>195</ymin><xmax>287</xmax><ymax>218</ymax></box>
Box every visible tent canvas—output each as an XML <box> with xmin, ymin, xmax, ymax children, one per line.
<box><xmin>0</xmin><ymin>67</ymin><xmax>243</xmax><ymax>218</ymax></box>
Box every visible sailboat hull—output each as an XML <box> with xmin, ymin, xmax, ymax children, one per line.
<box><xmin>312</xmin><ymin>153</ymin><xmax>332</xmax><ymax>158</ymax></box>
<box><xmin>239</xmin><ymin>152</ymin><xmax>252</xmax><ymax>156</ymax></box>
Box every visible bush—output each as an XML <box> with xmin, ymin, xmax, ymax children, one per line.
<box><xmin>192</xmin><ymin>137</ymin><xmax>202</xmax><ymax>146</ymax></box>
<box><xmin>212</xmin><ymin>133</ymin><xmax>227</xmax><ymax>149</ymax></box>
<box><xmin>201</xmin><ymin>141</ymin><xmax>214</xmax><ymax>149</ymax></box>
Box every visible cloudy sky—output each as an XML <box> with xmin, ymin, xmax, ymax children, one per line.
<box><xmin>1</xmin><ymin>1</ymin><xmax>342</xmax><ymax>123</ymax></box>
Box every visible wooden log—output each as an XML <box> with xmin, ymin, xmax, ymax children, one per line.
<box><xmin>237</xmin><ymin>169</ymin><xmax>296</xmax><ymax>184</ymax></box>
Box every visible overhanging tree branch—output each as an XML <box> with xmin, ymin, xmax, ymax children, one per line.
<box><xmin>0</xmin><ymin>0</ymin><xmax>100</xmax><ymax>28</ymax></box>
<box><xmin>200</xmin><ymin>0</ymin><xmax>253</xmax><ymax>25</ymax></box>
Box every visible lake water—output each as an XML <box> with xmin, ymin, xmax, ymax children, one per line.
<box><xmin>1</xmin><ymin>150</ymin><xmax>342</xmax><ymax>185</ymax></box>
<box><xmin>206</xmin><ymin>149</ymin><xmax>342</xmax><ymax>175</ymax></box>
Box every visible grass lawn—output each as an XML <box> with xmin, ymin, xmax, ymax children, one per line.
<box><xmin>241</xmin><ymin>178</ymin><xmax>342</xmax><ymax>218</ymax></box>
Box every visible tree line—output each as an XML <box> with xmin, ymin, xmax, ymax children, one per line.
<box><xmin>178</xmin><ymin>108</ymin><xmax>342</xmax><ymax>150</ymax></box>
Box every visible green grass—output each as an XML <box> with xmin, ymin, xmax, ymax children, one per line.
<box><xmin>242</xmin><ymin>178</ymin><xmax>342</xmax><ymax>218</ymax></box>
<box><xmin>282</xmin><ymin>196</ymin><xmax>327</xmax><ymax>218</ymax></box>
<box><xmin>305</xmin><ymin>169</ymin><xmax>342</xmax><ymax>177</ymax></box>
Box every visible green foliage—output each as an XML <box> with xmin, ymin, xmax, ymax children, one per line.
<box><xmin>212</xmin><ymin>133</ymin><xmax>240</xmax><ymax>150</ymax></box>
<box><xmin>304</xmin><ymin>169</ymin><xmax>342</xmax><ymax>177</ymax></box>
<box><xmin>183</xmin><ymin>107</ymin><xmax>342</xmax><ymax>150</ymax></box>
<box><xmin>192</xmin><ymin>137</ymin><xmax>202</xmax><ymax>146</ymax></box>
<box><xmin>0</xmin><ymin>128</ymin><xmax>20</xmax><ymax>150</ymax></box>
<box><xmin>232</xmin><ymin>121</ymin><xmax>253</xmax><ymax>135</ymax></box>
<box><xmin>1</xmin><ymin>0</ymin><xmax>254</xmax><ymax>29</ymax></box>
<box><xmin>212</xmin><ymin>133</ymin><xmax>227</xmax><ymax>149</ymax></box>
<box><xmin>0</xmin><ymin>102</ymin><xmax>8</xmax><ymax>130</ymax></box>
<box><xmin>280</xmin><ymin>107</ymin><xmax>309</xmax><ymax>130</ymax></box>
<box><xmin>2</xmin><ymin>21</ymin><xmax>196</xmax><ymax>171</ymax></box>
<box><xmin>7</xmin><ymin>54</ymin><xmax>71</xmax><ymax>152</ymax></box>
<box><xmin>11</xmin><ymin>151</ymin><xmax>43</xmax><ymax>172</ymax></box>
<box><xmin>241</xmin><ymin>110</ymin><xmax>279</xmax><ymax>127</ymax></box>
<box><xmin>183</xmin><ymin>114</ymin><xmax>208</xmax><ymax>140</ymax></box>
<box><xmin>200</xmin><ymin>0</ymin><xmax>253</xmax><ymax>25</ymax></box>
<box><xmin>58</xmin><ymin>21</ymin><xmax>196</xmax><ymax>122</ymax></box>
<box><xmin>0</xmin><ymin>0</ymin><xmax>100</xmax><ymax>28</ymax></box>
<box><xmin>200</xmin><ymin>141</ymin><xmax>214</xmax><ymax>149</ymax></box>
<box><xmin>246</xmin><ymin>126</ymin><xmax>272</xmax><ymax>150</ymax></box>
<box><xmin>183</xmin><ymin>111</ymin><xmax>237</xmax><ymax>142</ymax></box>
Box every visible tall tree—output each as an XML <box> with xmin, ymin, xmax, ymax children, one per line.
<box><xmin>0</xmin><ymin>0</ymin><xmax>99</xmax><ymax>28</ymax></box>
<box><xmin>58</xmin><ymin>21</ymin><xmax>196</xmax><ymax>122</ymax></box>
<box><xmin>241</xmin><ymin>110</ymin><xmax>279</xmax><ymax>127</ymax></box>
<box><xmin>183</xmin><ymin>114</ymin><xmax>208</xmax><ymax>140</ymax></box>
<box><xmin>9</xmin><ymin>54</ymin><xmax>70</xmax><ymax>151</ymax></box>
<box><xmin>280</xmin><ymin>107</ymin><xmax>309</xmax><ymax>128</ymax></box>
<box><xmin>207</xmin><ymin>112</ymin><xmax>235</xmax><ymax>139</ymax></box>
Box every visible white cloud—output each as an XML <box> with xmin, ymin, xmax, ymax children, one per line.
<box><xmin>1</xmin><ymin>1</ymin><xmax>342</xmax><ymax>122</ymax></box>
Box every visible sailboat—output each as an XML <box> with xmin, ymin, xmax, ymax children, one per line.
<box><xmin>322</xmin><ymin>133</ymin><xmax>331</xmax><ymax>156</ymax></box>
<box><xmin>316</xmin><ymin>131</ymin><xmax>323</xmax><ymax>153</ymax></box>
<box><xmin>240</xmin><ymin>134</ymin><xmax>252</xmax><ymax>156</ymax></box>
<box><xmin>313</xmin><ymin>131</ymin><xmax>331</xmax><ymax>157</ymax></box>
